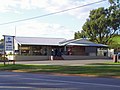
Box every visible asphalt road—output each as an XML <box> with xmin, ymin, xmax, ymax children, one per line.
<box><xmin>0</xmin><ymin>71</ymin><xmax>120</xmax><ymax>90</ymax></box>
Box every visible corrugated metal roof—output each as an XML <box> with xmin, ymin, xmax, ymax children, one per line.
<box><xmin>15</xmin><ymin>37</ymin><xmax>66</xmax><ymax>46</ymax></box>
<box><xmin>67</xmin><ymin>43</ymin><xmax>107</xmax><ymax>47</ymax></box>
<box><xmin>15</xmin><ymin>37</ymin><xmax>107</xmax><ymax>47</ymax></box>
<box><xmin>60</xmin><ymin>38</ymin><xmax>108</xmax><ymax>47</ymax></box>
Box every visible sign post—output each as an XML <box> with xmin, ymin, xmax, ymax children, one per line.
<box><xmin>3</xmin><ymin>35</ymin><xmax>15</xmax><ymax>65</ymax></box>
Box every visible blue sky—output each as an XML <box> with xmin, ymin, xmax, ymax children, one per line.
<box><xmin>0</xmin><ymin>0</ymin><xmax>110</xmax><ymax>39</ymax></box>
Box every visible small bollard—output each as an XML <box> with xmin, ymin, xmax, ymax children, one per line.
<box><xmin>50</xmin><ymin>55</ymin><xmax>53</xmax><ymax>61</ymax></box>
<box><xmin>113</xmin><ymin>54</ymin><xmax>118</xmax><ymax>63</ymax></box>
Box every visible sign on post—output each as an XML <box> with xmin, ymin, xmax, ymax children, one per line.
<box><xmin>4</xmin><ymin>36</ymin><xmax>14</xmax><ymax>51</ymax></box>
<box><xmin>3</xmin><ymin>35</ymin><xmax>15</xmax><ymax>65</ymax></box>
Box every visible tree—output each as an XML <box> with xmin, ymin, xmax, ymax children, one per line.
<box><xmin>109</xmin><ymin>35</ymin><xmax>120</xmax><ymax>51</ymax></box>
<box><xmin>108</xmin><ymin>0</ymin><xmax>120</xmax><ymax>37</ymax></box>
<box><xmin>0</xmin><ymin>39</ymin><xmax>4</xmax><ymax>42</ymax></box>
<box><xmin>81</xmin><ymin>4</ymin><xmax>120</xmax><ymax>44</ymax></box>
<box><xmin>74</xmin><ymin>31</ymin><xmax>80</xmax><ymax>39</ymax></box>
<box><xmin>109</xmin><ymin>0</ymin><xmax>115</xmax><ymax>4</ymax></box>
<box><xmin>109</xmin><ymin>0</ymin><xmax>119</xmax><ymax>5</ymax></box>
<box><xmin>74</xmin><ymin>31</ymin><xmax>86</xmax><ymax>39</ymax></box>
<box><xmin>74</xmin><ymin>0</ymin><xmax>120</xmax><ymax>44</ymax></box>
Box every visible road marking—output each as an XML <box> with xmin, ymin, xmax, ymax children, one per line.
<box><xmin>22</xmin><ymin>77</ymin><xmax>120</xmax><ymax>88</ymax></box>
<box><xmin>0</xmin><ymin>86</ymin><xmax>32</xmax><ymax>89</ymax></box>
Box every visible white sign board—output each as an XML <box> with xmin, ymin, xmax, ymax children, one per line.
<box><xmin>4</xmin><ymin>36</ymin><xmax>14</xmax><ymax>51</ymax></box>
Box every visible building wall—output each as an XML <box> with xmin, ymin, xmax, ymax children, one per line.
<box><xmin>15</xmin><ymin>43</ymin><xmax>99</xmax><ymax>57</ymax></box>
<box><xmin>13</xmin><ymin>44</ymin><xmax>108</xmax><ymax>60</ymax></box>
<box><xmin>85</xmin><ymin>47</ymin><xmax>97</xmax><ymax>56</ymax></box>
<box><xmin>17</xmin><ymin>45</ymin><xmax>64</xmax><ymax>56</ymax></box>
<box><xmin>68</xmin><ymin>46</ymin><xmax>85</xmax><ymax>55</ymax></box>
<box><xmin>14</xmin><ymin>55</ymin><xmax>109</xmax><ymax>61</ymax></box>
<box><xmin>62</xmin><ymin>55</ymin><xmax>109</xmax><ymax>60</ymax></box>
<box><xmin>15</xmin><ymin>55</ymin><xmax>50</xmax><ymax>61</ymax></box>
<box><xmin>66</xmin><ymin>46</ymin><xmax>97</xmax><ymax>56</ymax></box>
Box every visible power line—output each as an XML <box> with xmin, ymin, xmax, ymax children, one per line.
<box><xmin>0</xmin><ymin>0</ymin><xmax>106</xmax><ymax>26</ymax></box>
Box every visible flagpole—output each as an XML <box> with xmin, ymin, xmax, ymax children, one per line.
<box><xmin>15</xmin><ymin>26</ymin><xmax>16</xmax><ymax>37</ymax></box>
<box><xmin>13</xmin><ymin>36</ymin><xmax>15</xmax><ymax>64</ymax></box>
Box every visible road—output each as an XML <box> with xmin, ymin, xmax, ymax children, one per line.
<box><xmin>0</xmin><ymin>71</ymin><xmax>120</xmax><ymax>90</ymax></box>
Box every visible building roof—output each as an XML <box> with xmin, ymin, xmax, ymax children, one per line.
<box><xmin>15</xmin><ymin>37</ymin><xmax>66</xmax><ymax>46</ymax></box>
<box><xmin>15</xmin><ymin>37</ymin><xmax>107</xmax><ymax>47</ymax></box>
<box><xmin>60</xmin><ymin>38</ymin><xmax>108</xmax><ymax>47</ymax></box>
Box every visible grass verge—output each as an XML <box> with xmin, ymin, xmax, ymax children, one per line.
<box><xmin>0</xmin><ymin>63</ymin><xmax>120</xmax><ymax>78</ymax></box>
<box><xmin>88</xmin><ymin>62</ymin><xmax>120</xmax><ymax>65</ymax></box>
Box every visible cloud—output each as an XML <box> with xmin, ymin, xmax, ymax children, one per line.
<box><xmin>0</xmin><ymin>0</ymin><xmax>108</xmax><ymax>18</ymax></box>
<box><xmin>0</xmin><ymin>0</ymin><xmax>19</xmax><ymax>12</ymax></box>
<box><xmin>0</xmin><ymin>0</ymin><xmax>109</xmax><ymax>39</ymax></box>
<box><xmin>15</xmin><ymin>21</ymin><xmax>74</xmax><ymax>39</ymax></box>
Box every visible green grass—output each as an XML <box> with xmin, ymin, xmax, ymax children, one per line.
<box><xmin>112</xmin><ymin>35</ymin><xmax>120</xmax><ymax>44</ymax></box>
<box><xmin>0</xmin><ymin>64</ymin><xmax>120</xmax><ymax>77</ymax></box>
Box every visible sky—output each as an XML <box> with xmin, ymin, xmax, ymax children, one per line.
<box><xmin>0</xmin><ymin>0</ymin><xmax>110</xmax><ymax>39</ymax></box>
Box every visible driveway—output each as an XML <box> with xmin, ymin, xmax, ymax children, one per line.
<box><xmin>14</xmin><ymin>59</ymin><xmax>113</xmax><ymax>66</ymax></box>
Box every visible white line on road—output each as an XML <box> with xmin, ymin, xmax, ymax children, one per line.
<box><xmin>0</xmin><ymin>86</ymin><xmax>32</xmax><ymax>89</ymax></box>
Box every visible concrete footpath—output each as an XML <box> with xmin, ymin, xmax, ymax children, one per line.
<box><xmin>8</xmin><ymin>59</ymin><xmax>116</xmax><ymax>66</ymax></box>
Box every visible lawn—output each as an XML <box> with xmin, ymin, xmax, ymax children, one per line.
<box><xmin>0</xmin><ymin>63</ymin><xmax>120</xmax><ymax>77</ymax></box>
